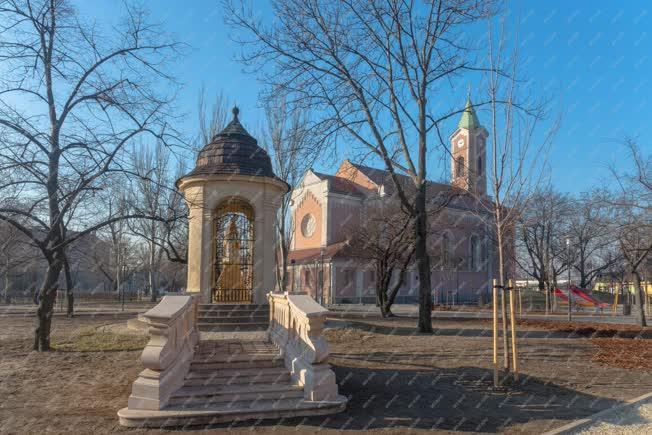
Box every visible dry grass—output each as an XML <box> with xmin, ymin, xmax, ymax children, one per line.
<box><xmin>590</xmin><ymin>338</ymin><xmax>652</xmax><ymax>369</ymax></box>
<box><xmin>52</xmin><ymin>326</ymin><xmax>148</xmax><ymax>352</ymax></box>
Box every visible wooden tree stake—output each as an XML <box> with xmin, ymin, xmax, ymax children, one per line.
<box><xmin>508</xmin><ymin>279</ymin><xmax>519</xmax><ymax>381</ymax></box>
<box><xmin>492</xmin><ymin>279</ymin><xmax>498</xmax><ymax>387</ymax></box>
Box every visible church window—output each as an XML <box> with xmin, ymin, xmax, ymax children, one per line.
<box><xmin>456</xmin><ymin>156</ymin><xmax>465</xmax><ymax>177</ymax></box>
<box><xmin>301</xmin><ymin>213</ymin><xmax>316</xmax><ymax>237</ymax></box>
<box><xmin>470</xmin><ymin>235</ymin><xmax>482</xmax><ymax>271</ymax></box>
<box><xmin>441</xmin><ymin>233</ymin><xmax>450</xmax><ymax>267</ymax></box>
<box><xmin>477</xmin><ymin>156</ymin><xmax>482</xmax><ymax>174</ymax></box>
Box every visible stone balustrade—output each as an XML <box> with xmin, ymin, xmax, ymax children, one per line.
<box><xmin>268</xmin><ymin>292</ymin><xmax>338</xmax><ymax>401</ymax></box>
<box><xmin>126</xmin><ymin>295</ymin><xmax>199</xmax><ymax>410</ymax></box>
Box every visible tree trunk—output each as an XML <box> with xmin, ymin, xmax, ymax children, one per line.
<box><xmin>149</xmin><ymin>240</ymin><xmax>156</xmax><ymax>302</ymax></box>
<box><xmin>632</xmin><ymin>271</ymin><xmax>647</xmax><ymax>327</ymax></box>
<box><xmin>280</xmin><ymin>241</ymin><xmax>289</xmax><ymax>292</ymax></box>
<box><xmin>3</xmin><ymin>262</ymin><xmax>9</xmax><ymax>304</ymax></box>
<box><xmin>415</xmin><ymin>185</ymin><xmax>432</xmax><ymax>333</ymax></box>
<box><xmin>34</xmin><ymin>258</ymin><xmax>63</xmax><ymax>351</ymax></box>
<box><xmin>496</xmin><ymin>210</ymin><xmax>510</xmax><ymax>371</ymax></box>
<box><xmin>63</xmin><ymin>254</ymin><xmax>74</xmax><ymax>317</ymax></box>
<box><xmin>384</xmin><ymin>263</ymin><xmax>409</xmax><ymax>316</ymax></box>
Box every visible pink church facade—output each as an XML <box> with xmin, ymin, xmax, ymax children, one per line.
<box><xmin>288</xmin><ymin>101</ymin><xmax>509</xmax><ymax>305</ymax></box>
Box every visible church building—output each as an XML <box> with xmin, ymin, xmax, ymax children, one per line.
<box><xmin>287</xmin><ymin>98</ymin><xmax>502</xmax><ymax>305</ymax></box>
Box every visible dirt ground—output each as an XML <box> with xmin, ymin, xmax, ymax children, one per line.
<box><xmin>0</xmin><ymin>313</ymin><xmax>651</xmax><ymax>434</ymax></box>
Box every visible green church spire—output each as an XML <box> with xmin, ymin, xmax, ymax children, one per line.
<box><xmin>458</xmin><ymin>96</ymin><xmax>481</xmax><ymax>130</ymax></box>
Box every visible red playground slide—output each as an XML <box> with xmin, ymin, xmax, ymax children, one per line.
<box><xmin>569</xmin><ymin>285</ymin><xmax>609</xmax><ymax>308</ymax></box>
<box><xmin>554</xmin><ymin>287</ymin><xmax>608</xmax><ymax>308</ymax></box>
<box><xmin>553</xmin><ymin>288</ymin><xmax>570</xmax><ymax>302</ymax></box>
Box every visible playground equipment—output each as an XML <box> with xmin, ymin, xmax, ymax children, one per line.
<box><xmin>553</xmin><ymin>286</ymin><xmax>609</xmax><ymax>309</ymax></box>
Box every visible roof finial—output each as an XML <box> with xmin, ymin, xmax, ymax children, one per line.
<box><xmin>232</xmin><ymin>106</ymin><xmax>239</xmax><ymax>120</ymax></box>
<box><xmin>467</xmin><ymin>83</ymin><xmax>471</xmax><ymax>101</ymax></box>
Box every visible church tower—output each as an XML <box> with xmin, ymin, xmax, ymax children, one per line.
<box><xmin>450</xmin><ymin>96</ymin><xmax>488</xmax><ymax>196</ymax></box>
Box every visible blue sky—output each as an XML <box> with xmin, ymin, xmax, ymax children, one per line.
<box><xmin>75</xmin><ymin>1</ymin><xmax>651</xmax><ymax>194</ymax></box>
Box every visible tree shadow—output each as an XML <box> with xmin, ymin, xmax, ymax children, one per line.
<box><xmin>188</xmin><ymin>364</ymin><xmax>621</xmax><ymax>433</ymax></box>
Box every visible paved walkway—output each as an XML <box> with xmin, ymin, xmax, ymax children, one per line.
<box><xmin>328</xmin><ymin>304</ymin><xmax>643</xmax><ymax>325</ymax></box>
<box><xmin>576</xmin><ymin>401</ymin><xmax>652</xmax><ymax>434</ymax></box>
<box><xmin>544</xmin><ymin>392</ymin><xmax>652</xmax><ymax>434</ymax></box>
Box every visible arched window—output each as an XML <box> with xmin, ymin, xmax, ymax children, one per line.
<box><xmin>441</xmin><ymin>233</ymin><xmax>450</xmax><ymax>267</ymax></box>
<box><xmin>213</xmin><ymin>198</ymin><xmax>254</xmax><ymax>303</ymax></box>
<box><xmin>477</xmin><ymin>156</ymin><xmax>482</xmax><ymax>175</ymax></box>
<box><xmin>470</xmin><ymin>235</ymin><xmax>482</xmax><ymax>271</ymax></box>
<box><xmin>456</xmin><ymin>156</ymin><xmax>465</xmax><ymax>177</ymax></box>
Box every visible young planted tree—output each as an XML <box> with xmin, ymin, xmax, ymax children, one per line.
<box><xmin>470</xmin><ymin>21</ymin><xmax>558</xmax><ymax>375</ymax></box>
<box><xmin>225</xmin><ymin>0</ymin><xmax>497</xmax><ymax>332</ymax></box>
<box><xmin>0</xmin><ymin>0</ymin><xmax>180</xmax><ymax>350</ymax></box>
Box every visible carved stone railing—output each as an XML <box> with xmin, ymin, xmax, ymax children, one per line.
<box><xmin>268</xmin><ymin>292</ymin><xmax>338</xmax><ymax>402</ymax></box>
<box><xmin>126</xmin><ymin>295</ymin><xmax>199</xmax><ymax>410</ymax></box>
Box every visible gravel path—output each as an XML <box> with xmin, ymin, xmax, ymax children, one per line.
<box><xmin>575</xmin><ymin>397</ymin><xmax>652</xmax><ymax>434</ymax></box>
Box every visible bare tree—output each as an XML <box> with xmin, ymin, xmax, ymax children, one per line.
<box><xmin>198</xmin><ymin>88</ymin><xmax>231</xmax><ymax>148</ymax></box>
<box><xmin>470</xmin><ymin>21</ymin><xmax>558</xmax><ymax>374</ymax></box>
<box><xmin>610</xmin><ymin>139</ymin><xmax>651</xmax><ymax>326</ymax></box>
<box><xmin>516</xmin><ymin>189</ymin><xmax>570</xmax><ymax>312</ymax></box>
<box><xmin>0</xmin><ymin>221</ymin><xmax>30</xmax><ymax>303</ymax></box>
<box><xmin>567</xmin><ymin>190</ymin><xmax>620</xmax><ymax>289</ymax></box>
<box><xmin>130</xmin><ymin>142</ymin><xmax>172</xmax><ymax>301</ymax></box>
<box><xmin>260</xmin><ymin>91</ymin><xmax>320</xmax><ymax>292</ymax></box>
<box><xmin>0</xmin><ymin>0</ymin><xmax>180</xmax><ymax>350</ymax></box>
<box><xmin>348</xmin><ymin>203</ymin><xmax>415</xmax><ymax>317</ymax></box>
<box><xmin>225</xmin><ymin>0</ymin><xmax>498</xmax><ymax>332</ymax></box>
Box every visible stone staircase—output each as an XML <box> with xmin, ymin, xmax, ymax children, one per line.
<box><xmin>197</xmin><ymin>304</ymin><xmax>269</xmax><ymax>332</ymax></box>
<box><xmin>119</xmin><ymin>339</ymin><xmax>346</xmax><ymax>427</ymax></box>
<box><xmin>118</xmin><ymin>294</ymin><xmax>347</xmax><ymax>428</ymax></box>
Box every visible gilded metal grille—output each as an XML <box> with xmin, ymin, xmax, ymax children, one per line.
<box><xmin>213</xmin><ymin>198</ymin><xmax>254</xmax><ymax>303</ymax></box>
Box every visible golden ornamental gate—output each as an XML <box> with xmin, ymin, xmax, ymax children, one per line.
<box><xmin>212</xmin><ymin>198</ymin><xmax>254</xmax><ymax>303</ymax></box>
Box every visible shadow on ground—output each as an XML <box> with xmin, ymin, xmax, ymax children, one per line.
<box><xmin>185</xmin><ymin>365</ymin><xmax>620</xmax><ymax>433</ymax></box>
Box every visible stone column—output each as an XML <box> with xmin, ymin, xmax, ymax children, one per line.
<box><xmin>184</xmin><ymin>186</ymin><xmax>205</xmax><ymax>299</ymax></box>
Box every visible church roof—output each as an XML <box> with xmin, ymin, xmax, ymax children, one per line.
<box><xmin>184</xmin><ymin>107</ymin><xmax>282</xmax><ymax>182</ymax></box>
<box><xmin>312</xmin><ymin>171</ymin><xmax>365</xmax><ymax>197</ymax></box>
<box><xmin>457</xmin><ymin>97</ymin><xmax>482</xmax><ymax>130</ymax></box>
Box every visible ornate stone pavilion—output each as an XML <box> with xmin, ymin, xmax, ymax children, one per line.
<box><xmin>118</xmin><ymin>108</ymin><xmax>347</xmax><ymax>427</ymax></box>
<box><xmin>177</xmin><ymin>107</ymin><xmax>289</xmax><ymax>305</ymax></box>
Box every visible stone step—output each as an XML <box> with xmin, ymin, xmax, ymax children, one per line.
<box><xmin>167</xmin><ymin>385</ymin><xmax>303</xmax><ymax>406</ymax></box>
<box><xmin>173</xmin><ymin>382</ymin><xmax>301</xmax><ymax>398</ymax></box>
<box><xmin>185</xmin><ymin>366</ymin><xmax>288</xmax><ymax>380</ymax></box>
<box><xmin>184</xmin><ymin>372</ymin><xmax>291</xmax><ymax>387</ymax></box>
<box><xmin>197</xmin><ymin>315</ymin><xmax>268</xmax><ymax>323</ymax></box>
<box><xmin>189</xmin><ymin>358</ymin><xmax>284</xmax><ymax>371</ymax></box>
<box><xmin>192</xmin><ymin>352</ymin><xmax>280</xmax><ymax>364</ymax></box>
<box><xmin>198</xmin><ymin>323</ymin><xmax>268</xmax><ymax>332</ymax></box>
<box><xmin>198</xmin><ymin>304</ymin><xmax>269</xmax><ymax>312</ymax></box>
<box><xmin>118</xmin><ymin>397</ymin><xmax>348</xmax><ymax>427</ymax></box>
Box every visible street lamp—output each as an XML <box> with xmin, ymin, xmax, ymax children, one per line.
<box><xmin>566</xmin><ymin>237</ymin><xmax>571</xmax><ymax>321</ymax></box>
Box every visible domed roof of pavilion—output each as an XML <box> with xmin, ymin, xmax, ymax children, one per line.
<box><xmin>185</xmin><ymin>107</ymin><xmax>280</xmax><ymax>180</ymax></box>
